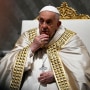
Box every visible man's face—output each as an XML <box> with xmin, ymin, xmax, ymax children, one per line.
<box><xmin>38</xmin><ymin>11</ymin><xmax>61</xmax><ymax>40</ymax></box>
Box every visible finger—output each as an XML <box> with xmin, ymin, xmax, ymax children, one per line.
<box><xmin>38</xmin><ymin>76</ymin><xmax>45</xmax><ymax>83</ymax></box>
<box><xmin>38</xmin><ymin>77</ymin><xmax>47</xmax><ymax>85</ymax></box>
<box><xmin>40</xmin><ymin>34</ymin><xmax>49</xmax><ymax>39</ymax></box>
<box><xmin>38</xmin><ymin>72</ymin><xmax>46</xmax><ymax>81</ymax></box>
<box><xmin>41</xmin><ymin>37</ymin><xmax>49</xmax><ymax>42</ymax></box>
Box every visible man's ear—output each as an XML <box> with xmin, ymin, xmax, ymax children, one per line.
<box><xmin>57</xmin><ymin>21</ymin><xmax>61</xmax><ymax>27</ymax></box>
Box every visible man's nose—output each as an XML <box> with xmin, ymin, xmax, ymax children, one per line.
<box><xmin>42</xmin><ymin>22</ymin><xmax>48</xmax><ymax>28</ymax></box>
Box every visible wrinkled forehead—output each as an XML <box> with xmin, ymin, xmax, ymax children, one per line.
<box><xmin>39</xmin><ymin>11</ymin><xmax>57</xmax><ymax>20</ymax></box>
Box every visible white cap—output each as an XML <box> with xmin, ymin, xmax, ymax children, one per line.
<box><xmin>39</xmin><ymin>5</ymin><xmax>60</xmax><ymax>15</ymax></box>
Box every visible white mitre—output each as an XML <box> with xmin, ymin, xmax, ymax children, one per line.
<box><xmin>39</xmin><ymin>5</ymin><xmax>60</xmax><ymax>15</ymax></box>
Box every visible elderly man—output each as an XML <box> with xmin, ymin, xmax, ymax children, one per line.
<box><xmin>0</xmin><ymin>5</ymin><xmax>90</xmax><ymax>90</ymax></box>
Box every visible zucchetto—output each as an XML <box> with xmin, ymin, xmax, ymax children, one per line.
<box><xmin>39</xmin><ymin>5</ymin><xmax>60</xmax><ymax>15</ymax></box>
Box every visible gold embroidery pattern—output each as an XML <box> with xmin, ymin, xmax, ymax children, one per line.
<box><xmin>27</xmin><ymin>28</ymin><xmax>37</xmax><ymax>43</ymax></box>
<box><xmin>10</xmin><ymin>46</ymin><xmax>29</xmax><ymax>90</ymax></box>
<box><xmin>10</xmin><ymin>28</ymin><xmax>37</xmax><ymax>90</ymax></box>
<box><xmin>10</xmin><ymin>28</ymin><xmax>75</xmax><ymax>90</ymax></box>
<box><xmin>47</xmin><ymin>30</ymin><xmax>76</xmax><ymax>90</ymax></box>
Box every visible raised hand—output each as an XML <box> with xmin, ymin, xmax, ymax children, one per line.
<box><xmin>30</xmin><ymin>34</ymin><xmax>49</xmax><ymax>53</ymax></box>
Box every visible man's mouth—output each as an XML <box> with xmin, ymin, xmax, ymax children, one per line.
<box><xmin>41</xmin><ymin>31</ymin><xmax>49</xmax><ymax>35</ymax></box>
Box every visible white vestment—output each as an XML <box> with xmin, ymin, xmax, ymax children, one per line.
<box><xmin>0</xmin><ymin>25</ymin><xmax>90</xmax><ymax>90</ymax></box>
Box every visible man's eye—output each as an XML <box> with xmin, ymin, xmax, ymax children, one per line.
<box><xmin>46</xmin><ymin>21</ymin><xmax>51</xmax><ymax>25</ymax></box>
<box><xmin>39</xmin><ymin>19</ymin><xmax>44</xmax><ymax>24</ymax></box>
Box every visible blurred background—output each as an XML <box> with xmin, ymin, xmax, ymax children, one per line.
<box><xmin>0</xmin><ymin>0</ymin><xmax>90</xmax><ymax>58</ymax></box>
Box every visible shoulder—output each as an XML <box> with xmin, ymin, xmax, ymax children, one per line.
<box><xmin>22</xmin><ymin>28</ymin><xmax>37</xmax><ymax>36</ymax></box>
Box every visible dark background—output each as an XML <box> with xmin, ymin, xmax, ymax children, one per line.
<box><xmin>0</xmin><ymin>0</ymin><xmax>90</xmax><ymax>56</ymax></box>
